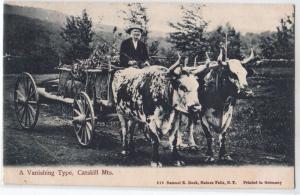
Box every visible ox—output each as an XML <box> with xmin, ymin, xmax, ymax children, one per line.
<box><xmin>112</xmin><ymin>54</ymin><xmax>202</xmax><ymax>167</ymax></box>
<box><xmin>183</xmin><ymin>49</ymin><xmax>256</xmax><ymax>162</ymax></box>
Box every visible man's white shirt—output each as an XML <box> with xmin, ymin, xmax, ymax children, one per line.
<box><xmin>132</xmin><ymin>40</ymin><xmax>138</xmax><ymax>50</ymax></box>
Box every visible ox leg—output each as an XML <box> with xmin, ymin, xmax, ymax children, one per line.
<box><xmin>149</xmin><ymin>130</ymin><xmax>161</xmax><ymax>167</ymax></box>
<box><xmin>147</xmin><ymin>117</ymin><xmax>162</xmax><ymax>167</ymax></box>
<box><xmin>118</xmin><ymin>114</ymin><xmax>128</xmax><ymax>155</ymax></box>
<box><xmin>127</xmin><ymin>120</ymin><xmax>136</xmax><ymax>154</ymax></box>
<box><xmin>219</xmin><ymin>132</ymin><xmax>228</xmax><ymax>160</ymax></box>
<box><xmin>172</xmin><ymin>119</ymin><xmax>185</xmax><ymax>166</ymax></box>
<box><xmin>218</xmin><ymin>104</ymin><xmax>234</xmax><ymax>161</ymax></box>
<box><xmin>201</xmin><ymin>117</ymin><xmax>214</xmax><ymax>162</ymax></box>
<box><xmin>172</xmin><ymin>131</ymin><xmax>183</xmax><ymax>166</ymax></box>
<box><xmin>175</xmin><ymin>114</ymin><xmax>188</xmax><ymax>150</ymax></box>
<box><xmin>187</xmin><ymin>118</ymin><xmax>199</xmax><ymax>151</ymax></box>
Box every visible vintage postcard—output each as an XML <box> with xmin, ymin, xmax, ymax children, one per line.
<box><xmin>3</xmin><ymin>1</ymin><xmax>295</xmax><ymax>188</ymax></box>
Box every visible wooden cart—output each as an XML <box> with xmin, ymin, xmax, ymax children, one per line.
<box><xmin>13</xmin><ymin>63</ymin><xmax>131</xmax><ymax>146</ymax></box>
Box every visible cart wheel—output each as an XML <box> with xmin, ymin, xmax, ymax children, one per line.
<box><xmin>14</xmin><ymin>72</ymin><xmax>39</xmax><ymax>130</ymax></box>
<box><xmin>73</xmin><ymin>92</ymin><xmax>95</xmax><ymax>146</ymax></box>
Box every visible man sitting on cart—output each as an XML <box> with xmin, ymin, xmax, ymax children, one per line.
<box><xmin>119</xmin><ymin>24</ymin><xmax>150</xmax><ymax>68</ymax></box>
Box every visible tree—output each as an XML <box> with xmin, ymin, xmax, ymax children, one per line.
<box><xmin>274</xmin><ymin>13</ymin><xmax>295</xmax><ymax>59</ymax></box>
<box><xmin>259</xmin><ymin>32</ymin><xmax>276</xmax><ymax>59</ymax></box>
<box><xmin>121</xmin><ymin>3</ymin><xmax>149</xmax><ymax>43</ymax></box>
<box><xmin>61</xmin><ymin>9</ymin><xmax>94</xmax><ymax>63</ymax></box>
<box><xmin>258</xmin><ymin>13</ymin><xmax>295</xmax><ymax>59</ymax></box>
<box><xmin>168</xmin><ymin>5</ymin><xmax>208</xmax><ymax>62</ymax></box>
<box><xmin>208</xmin><ymin>24</ymin><xmax>241</xmax><ymax>60</ymax></box>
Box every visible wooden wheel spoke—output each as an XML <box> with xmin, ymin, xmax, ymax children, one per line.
<box><xmin>19</xmin><ymin>84</ymin><xmax>26</xmax><ymax>97</ymax></box>
<box><xmin>85</xmin><ymin>100</ymin><xmax>89</xmax><ymax>113</ymax></box>
<box><xmin>85</xmin><ymin>107</ymin><xmax>90</xmax><ymax>116</ymax></box>
<box><xmin>75</xmin><ymin>125</ymin><xmax>81</xmax><ymax>133</ymax></box>
<box><xmin>16</xmin><ymin>90</ymin><xmax>26</xmax><ymax>101</ymax></box>
<box><xmin>16</xmin><ymin>104</ymin><xmax>25</xmax><ymax>114</ymax></box>
<box><xmin>27</xmin><ymin>107</ymin><xmax>32</xmax><ymax>127</ymax></box>
<box><xmin>86</xmin><ymin>122</ymin><xmax>92</xmax><ymax>131</ymax></box>
<box><xmin>80</xmin><ymin>127</ymin><xmax>84</xmax><ymax>142</ymax></box>
<box><xmin>77</xmin><ymin>100</ymin><xmax>84</xmax><ymax>113</ymax></box>
<box><xmin>74</xmin><ymin>109</ymin><xmax>81</xmax><ymax>117</ymax></box>
<box><xmin>83</xmin><ymin>127</ymin><xmax>87</xmax><ymax>144</ymax></box>
<box><xmin>20</xmin><ymin>105</ymin><xmax>27</xmax><ymax>122</ymax></box>
<box><xmin>28</xmin><ymin>85</ymin><xmax>36</xmax><ymax>100</ymax></box>
<box><xmin>28</xmin><ymin>104</ymin><xmax>36</xmax><ymax>119</ymax></box>
<box><xmin>26</xmin><ymin>82</ymin><xmax>32</xmax><ymax>97</ymax></box>
<box><xmin>24</xmin><ymin>77</ymin><xmax>28</xmax><ymax>97</ymax></box>
<box><xmin>28</xmin><ymin>100</ymin><xmax>37</xmax><ymax>105</ymax></box>
<box><xmin>81</xmin><ymin>96</ymin><xmax>86</xmax><ymax>112</ymax></box>
<box><xmin>86</xmin><ymin>122</ymin><xmax>92</xmax><ymax>140</ymax></box>
<box><xmin>24</xmin><ymin>106</ymin><xmax>28</xmax><ymax>127</ymax></box>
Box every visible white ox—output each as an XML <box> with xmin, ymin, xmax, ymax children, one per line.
<box><xmin>112</xmin><ymin>54</ymin><xmax>202</xmax><ymax>167</ymax></box>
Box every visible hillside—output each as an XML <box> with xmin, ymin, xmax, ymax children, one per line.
<box><xmin>4</xmin><ymin>13</ymin><xmax>64</xmax><ymax>73</ymax></box>
<box><xmin>4</xmin><ymin>4</ymin><xmax>67</xmax><ymax>26</ymax></box>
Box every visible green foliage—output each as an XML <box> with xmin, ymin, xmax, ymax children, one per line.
<box><xmin>61</xmin><ymin>9</ymin><xmax>94</xmax><ymax>64</ymax></box>
<box><xmin>168</xmin><ymin>5</ymin><xmax>209</xmax><ymax>62</ymax></box>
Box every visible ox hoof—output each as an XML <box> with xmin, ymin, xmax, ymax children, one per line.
<box><xmin>177</xmin><ymin>143</ymin><xmax>189</xmax><ymax>151</ymax></box>
<box><xmin>173</xmin><ymin>160</ymin><xmax>185</xmax><ymax>167</ymax></box>
<box><xmin>151</xmin><ymin>161</ymin><xmax>162</xmax><ymax>167</ymax></box>
<box><xmin>204</xmin><ymin>156</ymin><xmax>215</xmax><ymax>163</ymax></box>
<box><xmin>219</xmin><ymin>155</ymin><xmax>234</xmax><ymax>162</ymax></box>
<box><xmin>187</xmin><ymin>144</ymin><xmax>199</xmax><ymax>151</ymax></box>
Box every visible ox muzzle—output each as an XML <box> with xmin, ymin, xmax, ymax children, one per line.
<box><xmin>188</xmin><ymin>103</ymin><xmax>202</xmax><ymax>114</ymax></box>
<box><xmin>238</xmin><ymin>87</ymin><xmax>254</xmax><ymax>98</ymax></box>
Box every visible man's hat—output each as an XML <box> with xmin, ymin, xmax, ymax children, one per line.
<box><xmin>126</xmin><ymin>24</ymin><xmax>144</xmax><ymax>34</ymax></box>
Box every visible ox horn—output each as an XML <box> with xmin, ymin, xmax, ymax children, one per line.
<box><xmin>217</xmin><ymin>48</ymin><xmax>223</xmax><ymax>62</ymax></box>
<box><xmin>205</xmin><ymin>52</ymin><xmax>211</xmax><ymax>62</ymax></box>
<box><xmin>191</xmin><ymin>65</ymin><xmax>207</xmax><ymax>75</ymax></box>
<box><xmin>241</xmin><ymin>48</ymin><xmax>255</xmax><ymax>65</ymax></box>
<box><xmin>168</xmin><ymin>52</ymin><xmax>181</xmax><ymax>72</ymax></box>
<box><xmin>193</xmin><ymin>55</ymin><xmax>198</xmax><ymax>67</ymax></box>
<box><xmin>217</xmin><ymin>48</ymin><xmax>227</xmax><ymax>66</ymax></box>
<box><xmin>184</xmin><ymin>57</ymin><xmax>189</xmax><ymax>67</ymax></box>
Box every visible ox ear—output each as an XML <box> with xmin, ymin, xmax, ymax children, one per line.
<box><xmin>246</xmin><ymin>67</ymin><xmax>256</xmax><ymax>77</ymax></box>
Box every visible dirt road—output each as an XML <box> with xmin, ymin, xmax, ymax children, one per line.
<box><xmin>3</xmin><ymin>66</ymin><xmax>294</xmax><ymax>166</ymax></box>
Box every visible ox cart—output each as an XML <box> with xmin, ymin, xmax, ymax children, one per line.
<box><xmin>13</xmin><ymin>63</ymin><xmax>134</xmax><ymax>146</ymax></box>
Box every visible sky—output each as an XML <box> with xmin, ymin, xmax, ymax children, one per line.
<box><xmin>6</xmin><ymin>1</ymin><xmax>294</xmax><ymax>35</ymax></box>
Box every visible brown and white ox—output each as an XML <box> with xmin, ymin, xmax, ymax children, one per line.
<box><xmin>112</xmin><ymin>54</ymin><xmax>202</xmax><ymax>167</ymax></box>
<box><xmin>182</xmin><ymin>49</ymin><xmax>256</xmax><ymax>162</ymax></box>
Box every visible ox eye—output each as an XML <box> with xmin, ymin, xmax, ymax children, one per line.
<box><xmin>179</xmin><ymin>85</ymin><xmax>188</xmax><ymax>92</ymax></box>
<box><xmin>229</xmin><ymin>73</ymin><xmax>238</xmax><ymax>80</ymax></box>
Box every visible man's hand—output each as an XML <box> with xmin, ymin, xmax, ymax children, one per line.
<box><xmin>128</xmin><ymin>60</ymin><xmax>137</xmax><ymax>65</ymax></box>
